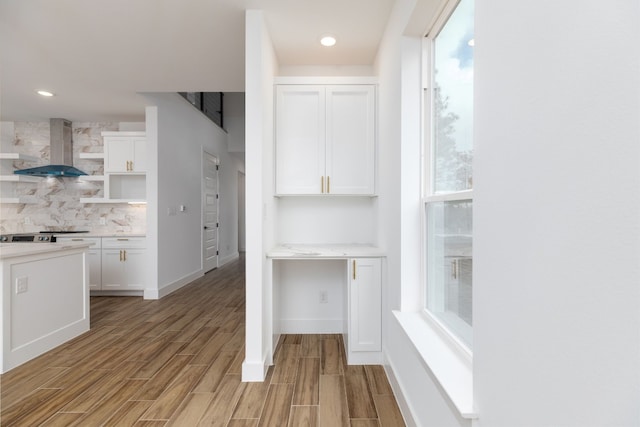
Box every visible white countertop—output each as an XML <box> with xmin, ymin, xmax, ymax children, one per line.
<box><xmin>267</xmin><ymin>244</ymin><xmax>385</xmax><ymax>259</ymax></box>
<box><xmin>0</xmin><ymin>242</ymin><xmax>93</xmax><ymax>260</ymax></box>
<box><xmin>54</xmin><ymin>234</ymin><xmax>146</xmax><ymax>238</ymax></box>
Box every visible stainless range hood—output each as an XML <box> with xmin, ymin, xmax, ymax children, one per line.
<box><xmin>14</xmin><ymin>118</ymin><xmax>87</xmax><ymax>177</ymax></box>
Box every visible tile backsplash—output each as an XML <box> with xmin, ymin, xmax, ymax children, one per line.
<box><xmin>0</xmin><ymin>121</ymin><xmax>146</xmax><ymax>234</ymax></box>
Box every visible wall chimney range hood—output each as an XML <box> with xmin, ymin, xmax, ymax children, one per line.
<box><xmin>14</xmin><ymin>119</ymin><xmax>87</xmax><ymax>177</ymax></box>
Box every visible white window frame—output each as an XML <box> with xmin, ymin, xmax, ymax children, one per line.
<box><xmin>421</xmin><ymin>0</ymin><xmax>474</xmax><ymax>355</ymax></box>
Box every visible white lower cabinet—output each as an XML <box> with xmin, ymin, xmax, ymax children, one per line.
<box><xmin>56</xmin><ymin>237</ymin><xmax>102</xmax><ymax>290</ymax></box>
<box><xmin>345</xmin><ymin>257</ymin><xmax>382</xmax><ymax>363</ymax></box>
<box><xmin>57</xmin><ymin>236</ymin><xmax>145</xmax><ymax>292</ymax></box>
<box><xmin>101</xmin><ymin>237</ymin><xmax>146</xmax><ymax>291</ymax></box>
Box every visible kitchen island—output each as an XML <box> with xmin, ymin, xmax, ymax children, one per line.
<box><xmin>0</xmin><ymin>241</ymin><xmax>92</xmax><ymax>373</ymax></box>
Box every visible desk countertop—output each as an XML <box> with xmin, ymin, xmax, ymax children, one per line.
<box><xmin>267</xmin><ymin>244</ymin><xmax>385</xmax><ymax>259</ymax></box>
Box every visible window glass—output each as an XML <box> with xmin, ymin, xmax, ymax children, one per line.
<box><xmin>425</xmin><ymin>200</ymin><xmax>473</xmax><ymax>348</ymax></box>
<box><xmin>433</xmin><ymin>0</ymin><xmax>474</xmax><ymax>193</ymax></box>
<box><xmin>424</xmin><ymin>0</ymin><xmax>474</xmax><ymax>350</ymax></box>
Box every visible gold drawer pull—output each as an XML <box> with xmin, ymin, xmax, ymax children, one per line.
<box><xmin>327</xmin><ymin>176</ymin><xmax>330</xmax><ymax>193</ymax></box>
<box><xmin>353</xmin><ymin>260</ymin><xmax>356</xmax><ymax>280</ymax></box>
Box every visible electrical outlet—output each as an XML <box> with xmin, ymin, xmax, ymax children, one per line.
<box><xmin>24</xmin><ymin>216</ymin><xmax>31</xmax><ymax>225</ymax></box>
<box><xmin>99</xmin><ymin>217</ymin><xmax>106</xmax><ymax>225</ymax></box>
<box><xmin>319</xmin><ymin>290</ymin><xmax>328</xmax><ymax>304</ymax></box>
<box><xmin>16</xmin><ymin>276</ymin><xmax>28</xmax><ymax>294</ymax></box>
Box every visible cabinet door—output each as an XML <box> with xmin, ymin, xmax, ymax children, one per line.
<box><xmin>101</xmin><ymin>249</ymin><xmax>126</xmax><ymax>290</ymax></box>
<box><xmin>275</xmin><ymin>85</ymin><xmax>326</xmax><ymax>194</ymax></box>
<box><xmin>132</xmin><ymin>137</ymin><xmax>146</xmax><ymax>172</ymax></box>
<box><xmin>104</xmin><ymin>138</ymin><xmax>132</xmax><ymax>173</ymax></box>
<box><xmin>122</xmin><ymin>248</ymin><xmax>146</xmax><ymax>290</ymax></box>
<box><xmin>349</xmin><ymin>258</ymin><xmax>381</xmax><ymax>352</ymax></box>
<box><xmin>326</xmin><ymin>86</ymin><xmax>375</xmax><ymax>195</ymax></box>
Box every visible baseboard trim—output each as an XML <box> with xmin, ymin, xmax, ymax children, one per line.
<box><xmin>242</xmin><ymin>355</ymin><xmax>270</xmax><ymax>382</ymax></box>
<box><xmin>144</xmin><ymin>269</ymin><xmax>203</xmax><ymax>300</ymax></box>
<box><xmin>384</xmin><ymin>348</ymin><xmax>418</xmax><ymax>427</ymax></box>
<box><xmin>219</xmin><ymin>251</ymin><xmax>240</xmax><ymax>267</ymax></box>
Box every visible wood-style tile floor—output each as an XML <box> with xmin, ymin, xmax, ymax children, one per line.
<box><xmin>0</xmin><ymin>255</ymin><xmax>405</xmax><ymax>426</ymax></box>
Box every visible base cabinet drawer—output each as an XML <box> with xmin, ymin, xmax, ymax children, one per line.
<box><xmin>102</xmin><ymin>237</ymin><xmax>146</xmax><ymax>249</ymax></box>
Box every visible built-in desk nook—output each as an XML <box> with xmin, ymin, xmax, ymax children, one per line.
<box><xmin>267</xmin><ymin>244</ymin><xmax>384</xmax><ymax>364</ymax></box>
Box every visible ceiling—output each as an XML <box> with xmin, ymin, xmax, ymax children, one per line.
<box><xmin>0</xmin><ymin>0</ymin><xmax>397</xmax><ymax>122</ymax></box>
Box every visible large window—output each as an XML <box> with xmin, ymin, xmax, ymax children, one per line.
<box><xmin>424</xmin><ymin>0</ymin><xmax>474</xmax><ymax>350</ymax></box>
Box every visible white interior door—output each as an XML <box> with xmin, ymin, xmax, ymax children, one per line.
<box><xmin>203</xmin><ymin>152</ymin><xmax>219</xmax><ymax>272</ymax></box>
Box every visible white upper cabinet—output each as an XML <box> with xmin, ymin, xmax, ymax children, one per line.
<box><xmin>103</xmin><ymin>132</ymin><xmax>146</xmax><ymax>173</ymax></box>
<box><xmin>275</xmin><ymin>84</ymin><xmax>375</xmax><ymax>195</ymax></box>
<box><xmin>275</xmin><ymin>85</ymin><xmax>325</xmax><ymax>194</ymax></box>
<box><xmin>325</xmin><ymin>86</ymin><xmax>376</xmax><ymax>195</ymax></box>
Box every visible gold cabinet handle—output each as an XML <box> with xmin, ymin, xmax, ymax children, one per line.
<box><xmin>353</xmin><ymin>260</ymin><xmax>356</xmax><ymax>280</ymax></box>
<box><xmin>327</xmin><ymin>176</ymin><xmax>330</xmax><ymax>194</ymax></box>
<box><xmin>129</xmin><ymin>160</ymin><xmax>133</xmax><ymax>171</ymax></box>
<box><xmin>117</xmin><ymin>238</ymin><xmax>129</xmax><ymax>241</ymax></box>
<box><xmin>321</xmin><ymin>176</ymin><xmax>324</xmax><ymax>193</ymax></box>
<box><xmin>123</xmin><ymin>249</ymin><xmax>127</xmax><ymax>261</ymax></box>
<box><xmin>119</xmin><ymin>250</ymin><xmax>123</xmax><ymax>261</ymax></box>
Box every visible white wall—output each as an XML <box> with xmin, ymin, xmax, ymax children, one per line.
<box><xmin>473</xmin><ymin>1</ymin><xmax>640</xmax><ymax>425</ymax></box>
<box><xmin>238</xmin><ymin>171</ymin><xmax>246</xmax><ymax>251</ymax></box>
<box><xmin>243</xmin><ymin>9</ymin><xmax>279</xmax><ymax>381</ymax></box>
<box><xmin>377</xmin><ymin>0</ymin><xmax>640</xmax><ymax>426</ymax></box>
<box><xmin>376</xmin><ymin>0</ymin><xmax>470</xmax><ymax>424</ymax></box>
<box><xmin>225</xmin><ymin>92</ymin><xmax>245</xmax><ymax>153</ymax></box>
<box><xmin>276</xmin><ymin>197</ymin><xmax>376</xmax><ymax>244</ymax></box>
<box><xmin>143</xmin><ymin>93</ymin><xmax>245</xmax><ymax>298</ymax></box>
<box><xmin>275</xmin><ymin>259</ymin><xmax>346</xmax><ymax>333</ymax></box>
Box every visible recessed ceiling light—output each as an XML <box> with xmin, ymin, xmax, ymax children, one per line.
<box><xmin>320</xmin><ymin>35</ymin><xmax>337</xmax><ymax>47</ymax></box>
<box><xmin>37</xmin><ymin>90</ymin><xmax>55</xmax><ymax>97</ymax></box>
